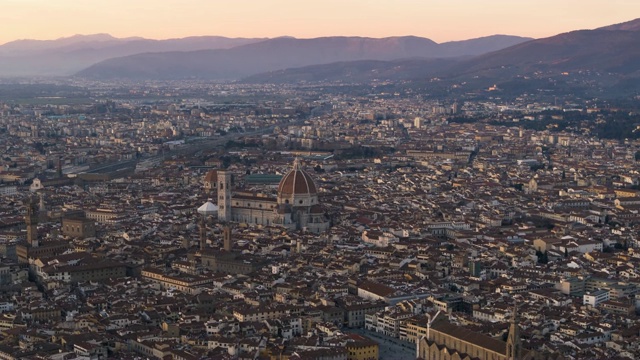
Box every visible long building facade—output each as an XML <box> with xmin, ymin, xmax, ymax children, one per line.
<box><xmin>417</xmin><ymin>311</ymin><xmax>563</xmax><ymax>360</ymax></box>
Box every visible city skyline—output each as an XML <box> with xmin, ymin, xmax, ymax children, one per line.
<box><xmin>1</xmin><ymin>2</ymin><xmax>640</xmax><ymax>357</ymax></box>
<box><xmin>1</xmin><ymin>0</ymin><xmax>639</xmax><ymax>45</ymax></box>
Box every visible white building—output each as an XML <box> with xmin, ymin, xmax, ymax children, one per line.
<box><xmin>0</xmin><ymin>185</ymin><xmax>17</xmax><ymax>196</ymax></box>
<box><xmin>584</xmin><ymin>289</ymin><xmax>610</xmax><ymax>307</ymax></box>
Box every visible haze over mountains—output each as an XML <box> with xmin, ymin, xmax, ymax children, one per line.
<box><xmin>75</xmin><ymin>35</ymin><xmax>531</xmax><ymax>80</ymax></box>
<box><xmin>1</xmin><ymin>17</ymin><xmax>639</xmax><ymax>96</ymax></box>
<box><xmin>0</xmin><ymin>34</ymin><xmax>265</xmax><ymax>76</ymax></box>
<box><xmin>445</xmin><ymin>23</ymin><xmax>640</xmax><ymax>79</ymax></box>
<box><xmin>0</xmin><ymin>33</ymin><xmax>532</xmax><ymax>78</ymax></box>
<box><xmin>245</xmin><ymin>18</ymin><xmax>640</xmax><ymax>95</ymax></box>
<box><xmin>241</xmin><ymin>58</ymin><xmax>462</xmax><ymax>84</ymax></box>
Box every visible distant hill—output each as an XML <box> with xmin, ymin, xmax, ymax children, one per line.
<box><xmin>244</xmin><ymin>18</ymin><xmax>640</xmax><ymax>96</ymax></box>
<box><xmin>597</xmin><ymin>17</ymin><xmax>640</xmax><ymax>31</ymax></box>
<box><xmin>412</xmin><ymin>19</ymin><xmax>640</xmax><ymax>98</ymax></box>
<box><xmin>0</xmin><ymin>34</ymin><xmax>131</xmax><ymax>54</ymax></box>
<box><xmin>443</xmin><ymin>29</ymin><xmax>640</xmax><ymax>80</ymax></box>
<box><xmin>242</xmin><ymin>58</ymin><xmax>463</xmax><ymax>84</ymax></box>
<box><xmin>76</xmin><ymin>35</ymin><xmax>531</xmax><ymax>80</ymax></box>
<box><xmin>0</xmin><ymin>34</ymin><xmax>265</xmax><ymax>76</ymax></box>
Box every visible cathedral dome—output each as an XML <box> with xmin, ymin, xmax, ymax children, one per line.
<box><xmin>204</xmin><ymin>170</ymin><xmax>218</xmax><ymax>183</ymax></box>
<box><xmin>277</xmin><ymin>159</ymin><xmax>317</xmax><ymax>198</ymax></box>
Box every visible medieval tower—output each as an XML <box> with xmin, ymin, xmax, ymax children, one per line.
<box><xmin>217</xmin><ymin>170</ymin><xmax>232</xmax><ymax>221</ymax></box>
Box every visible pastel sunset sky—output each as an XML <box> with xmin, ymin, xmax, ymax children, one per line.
<box><xmin>1</xmin><ymin>0</ymin><xmax>638</xmax><ymax>44</ymax></box>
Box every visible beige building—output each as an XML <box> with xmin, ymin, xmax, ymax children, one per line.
<box><xmin>232</xmin><ymin>305</ymin><xmax>302</xmax><ymax>322</ymax></box>
<box><xmin>34</xmin><ymin>258</ymin><xmax>127</xmax><ymax>284</ymax></box>
<box><xmin>141</xmin><ymin>267</ymin><xmax>214</xmax><ymax>294</ymax></box>
<box><xmin>85</xmin><ymin>209</ymin><xmax>123</xmax><ymax>224</ymax></box>
<box><xmin>62</xmin><ymin>217</ymin><xmax>96</xmax><ymax>238</ymax></box>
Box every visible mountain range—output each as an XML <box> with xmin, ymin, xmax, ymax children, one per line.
<box><xmin>75</xmin><ymin>35</ymin><xmax>531</xmax><ymax>80</ymax></box>
<box><xmin>245</xmin><ymin>18</ymin><xmax>640</xmax><ymax>95</ymax></box>
<box><xmin>1</xmin><ymin>18</ymin><xmax>639</xmax><ymax>97</ymax></box>
<box><xmin>0</xmin><ymin>33</ymin><xmax>529</xmax><ymax>78</ymax></box>
<box><xmin>0</xmin><ymin>34</ymin><xmax>264</xmax><ymax>76</ymax></box>
<box><xmin>446</xmin><ymin>27</ymin><xmax>640</xmax><ymax>79</ymax></box>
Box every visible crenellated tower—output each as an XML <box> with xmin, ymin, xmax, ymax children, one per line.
<box><xmin>25</xmin><ymin>196</ymin><xmax>39</xmax><ymax>248</ymax></box>
<box><xmin>506</xmin><ymin>301</ymin><xmax>522</xmax><ymax>360</ymax></box>
<box><xmin>223</xmin><ymin>225</ymin><xmax>232</xmax><ymax>252</ymax></box>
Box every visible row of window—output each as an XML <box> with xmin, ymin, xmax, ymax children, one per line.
<box><xmin>236</xmin><ymin>201</ymin><xmax>275</xmax><ymax>209</ymax></box>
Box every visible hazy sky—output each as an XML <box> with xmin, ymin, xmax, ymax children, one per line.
<box><xmin>1</xmin><ymin>0</ymin><xmax>639</xmax><ymax>44</ymax></box>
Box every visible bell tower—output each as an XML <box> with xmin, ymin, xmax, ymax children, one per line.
<box><xmin>223</xmin><ymin>225</ymin><xmax>232</xmax><ymax>252</ymax></box>
<box><xmin>199</xmin><ymin>216</ymin><xmax>206</xmax><ymax>251</ymax></box>
<box><xmin>57</xmin><ymin>156</ymin><xmax>63</xmax><ymax>179</ymax></box>
<box><xmin>25</xmin><ymin>196</ymin><xmax>39</xmax><ymax>248</ymax></box>
<box><xmin>217</xmin><ymin>170</ymin><xmax>232</xmax><ymax>221</ymax></box>
<box><xmin>506</xmin><ymin>301</ymin><xmax>522</xmax><ymax>360</ymax></box>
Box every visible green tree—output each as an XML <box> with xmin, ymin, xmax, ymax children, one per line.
<box><xmin>33</xmin><ymin>142</ymin><xmax>45</xmax><ymax>154</ymax></box>
<box><xmin>536</xmin><ymin>250</ymin><xmax>549</xmax><ymax>264</ymax></box>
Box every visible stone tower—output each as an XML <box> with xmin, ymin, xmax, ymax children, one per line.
<box><xmin>57</xmin><ymin>156</ymin><xmax>63</xmax><ymax>179</ymax></box>
<box><xmin>38</xmin><ymin>193</ymin><xmax>48</xmax><ymax>222</ymax></box>
<box><xmin>25</xmin><ymin>197</ymin><xmax>39</xmax><ymax>248</ymax></box>
<box><xmin>217</xmin><ymin>170</ymin><xmax>232</xmax><ymax>222</ymax></box>
<box><xmin>506</xmin><ymin>301</ymin><xmax>522</xmax><ymax>360</ymax></box>
<box><xmin>223</xmin><ymin>225</ymin><xmax>232</xmax><ymax>252</ymax></box>
<box><xmin>199</xmin><ymin>216</ymin><xmax>206</xmax><ymax>251</ymax></box>
<box><xmin>38</xmin><ymin>193</ymin><xmax>45</xmax><ymax>212</ymax></box>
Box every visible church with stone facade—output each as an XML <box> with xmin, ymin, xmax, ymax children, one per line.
<box><xmin>416</xmin><ymin>309</ymin><xmax>564</xmax><ymax>360</ymax></box>
<box><xmin>216</xmin><ymin>159</ymin><xmax>330</xmax><ymax>233</ymax></box>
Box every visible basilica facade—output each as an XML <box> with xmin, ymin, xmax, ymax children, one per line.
<box><xmin>416</xmin><ymin>310</ymin><xmax>563</xmax><ymax>360</ymax></box>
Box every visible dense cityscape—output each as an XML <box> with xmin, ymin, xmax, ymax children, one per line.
<box><xmin>0</xmin><ymin>77</ymin><xmax>639</xmax><ymax>360</ymax></box>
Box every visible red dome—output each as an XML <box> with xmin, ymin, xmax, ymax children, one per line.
<box><xmin>204</xmin><ymin>170</ymin><xmax>218</xmax><ymax>182</ymax></box>
<box><xmin>277</xmin><ymin>160</ymin><xmax>317</xmax><ymax>196</ymax></box>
